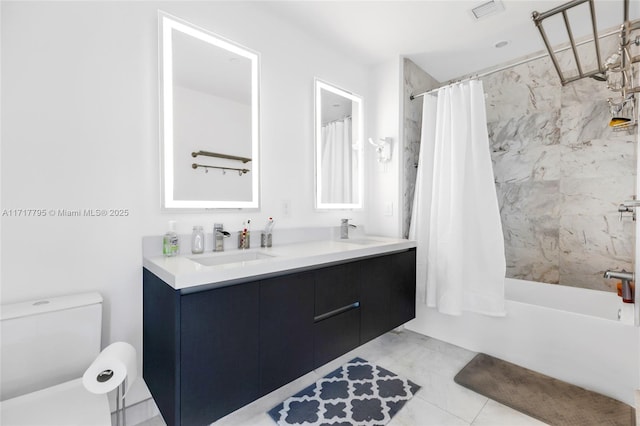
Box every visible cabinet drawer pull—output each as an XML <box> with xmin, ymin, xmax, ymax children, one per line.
<box><xmin>314</xmin><ymin>302</ymin><xmax>360</xmax><ymax>323</ymax></box>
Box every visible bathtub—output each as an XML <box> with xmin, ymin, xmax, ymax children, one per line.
<box><xmin>405</xmin><ymin>278</ymin><xmax>639</xmax><ymax>406</ymax></box>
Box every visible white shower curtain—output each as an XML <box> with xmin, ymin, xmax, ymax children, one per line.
<box><xmin>321</xmin><ymin>118</ymin><xmax>352</xmax><ymax>203</ymax></box>
<box><xmin>409</xmin><ymin>80</ymin><xmax>506</xmax><ymax>316</ymax></box>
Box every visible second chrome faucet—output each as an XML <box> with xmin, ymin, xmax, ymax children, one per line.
<box><xmin>340</xmin><ymin>218</ymin><xmax>356</xmax><ymax>239</ymax></box>
<box><xmin>213</xmin><ymin>224</ymin><xmax>230</xmax><ymax>252</ymax></box>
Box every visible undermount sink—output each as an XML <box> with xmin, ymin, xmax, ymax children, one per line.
<box><xmin>336</xmin><ymin>238</ymin><xmax>384</xmax><ymax>246</ymax></box>
<box><xmin>190</xmin><ymin>251</ymin><xmax>276</xmax><ymax>267</ymax></box>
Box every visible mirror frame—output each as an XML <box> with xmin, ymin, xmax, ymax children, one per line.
<box><xmin>159</xmin><ymin>11</ymin><xmax>260</xmax><ymax>209</ymax></box>
<box><xmin>314</xmin><ymin>79</ymin><xmax>364</xmax><ymax>210</ymax></box>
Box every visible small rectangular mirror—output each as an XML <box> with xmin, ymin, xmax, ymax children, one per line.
<box><xmin>160</xmin><ymin>12</ymin><xmax>260</xmax><ymax>209</ymax></box>
<box><xmin>315</xmin><ymin>79</ymin><xmax>364</xmax><ymax>209</ymax></box>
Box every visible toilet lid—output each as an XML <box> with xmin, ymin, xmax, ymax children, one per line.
<box><xmin>0</xmin><ymin>378</ymin><xmax>111</xmax><ymax>426</ymax></box>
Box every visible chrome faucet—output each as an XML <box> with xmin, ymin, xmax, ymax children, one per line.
<box><xmin>213</xmin><ymin>224</ymin><xmax>230</xmax><ymax>252</ymax></box>
<box><xmin>604</xmin><ymin>270</ymin><xmax>634</xmax><ymax>281</ymax></box>
<box><xmin>604</xmin><ymin>269</ymin><xmax>635</xmax><ymax>303</ymax></box>
<box><xmin>340</xmin><ymin>218</ymin><xmax>356</xmax><ymax>239</ymax></box>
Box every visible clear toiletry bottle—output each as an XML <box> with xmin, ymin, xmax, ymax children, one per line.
<box><xmin>191</xmin><ymin>226</ymin><xmax>204</xmax><ymax>254</ymax></box>
<box><xmin>163</xmin><ymin>220</ymin><xmax>180</xmax><ymax>257</ymax></box>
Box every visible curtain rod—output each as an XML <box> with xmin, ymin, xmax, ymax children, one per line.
<box><xmin>410</xmin><ymin>28</ymin><xmax>619</xmax><ymax>100</ymax></box>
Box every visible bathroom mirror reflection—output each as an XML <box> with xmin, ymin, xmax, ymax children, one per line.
<box><xmin>160</xmin><ymin>12</ymin><xmax>260</xmax><ymax>209</ymax></box>
<box><xmin>315</xmin><ymin>79</ymin><xmax>364</xmax><ymax>210</ymax></box>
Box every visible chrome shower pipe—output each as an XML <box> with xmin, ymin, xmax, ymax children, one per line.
<box><xmin>624</xmin><ymin>0</ymin><xmax>629</xmax><ymax>23</ymax></box>
<box><xmin>621</xmin><ymin>26</ymin><xmax>629</xmax><ymax>96</ymax></box>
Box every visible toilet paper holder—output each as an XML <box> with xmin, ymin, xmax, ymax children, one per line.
<box><xmin>89</xmin><ymin>369</ymin><xmax>129</xmax><ymax>426</ymax></box>
<box><xmin>83</xmin><ymin>342</ymin><xmax>137</xmax><ymax>426</ymax></box>
<box><xmin>97</xmin><ymin>369</ymin><xmax>114</xmax><ymax>382</ymax></box>
<box><xmin>93</xmin><ymin>374</ymin><xmax>129</xmax><ymax>426</ymax></box>
<box><xmin>114</xmin><ymin>377</ymin><xmax>128</xmax><ymax>426</ymax></box>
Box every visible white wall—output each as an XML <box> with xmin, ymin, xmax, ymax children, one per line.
<box><xmin>366</xmin><ymin>58</ymin><xmax>402</xmax><ymax>237</ymax></box>
<box><xmin>1</xmin><ymin>1</ymin><xmax>372</xmax><ymax>405</ymax></box>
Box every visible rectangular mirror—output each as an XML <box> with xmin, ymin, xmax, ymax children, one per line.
<box><xmin>160</xmin><ymin>12</ymin><xmax>260</xmax><ymax>209</ymax></box>
<box><xmin>315</xmin><ymin>79</ymin><xmax>364</xmax><ymax>209</ymax></box>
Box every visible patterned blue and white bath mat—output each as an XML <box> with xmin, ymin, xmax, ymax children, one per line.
<box><xmin>268</xmin><ymin>357</ymin><xmax>420</xmax><ymax>425</ymax></box>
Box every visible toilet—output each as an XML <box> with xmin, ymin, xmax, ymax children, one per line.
<box><xmin>0</xmin><ymin>292</ymin><xmax>112</xmax><ymax>425</ymax></box>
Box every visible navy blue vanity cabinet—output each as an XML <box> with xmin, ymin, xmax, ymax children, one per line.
<box><xmin>359</xmin><ymin>250</ymin><xmax>417</xmax><ymax>341</ymax></box>
<box><xmin>142</xmin><ymin>269</ymin><xmax>179</xmax><ymax>426</ymax></box>
<box><xmin>143</xmin><ymin>270</ymin><xmax>260</xmax><ymax>426</ymax></box>
<box><xmin>313</xmin><ymin>263</ymin><xmax>361</xmax><ymax>367</ymax></box>
<box><xmin>358</xmin><ymin>255</ymin><xmax>394</xmax><ymax>343</ymax></box>
<box><xmin>180</xmin><ymin>282</ymin><xmax>260</xmax><ymax>426</ymax></box>
<box><xmin>143</xmin><ymin>247</ymin><xmax>416</xmax><ymax>426</ymax></box>
<box><xmin>259</xmin><ymin>272</ymin><xmax>314</xmax><ymax>395</ymax></box>
<box><xmin>389</xmin><ymin>249</ymin><xmax>417</xmax><ymax>328</ymax></box>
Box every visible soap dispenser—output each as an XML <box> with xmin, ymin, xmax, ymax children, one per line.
<box><xmin>163</xmin><ymin>220</ymin><xmax>180</xmax><ymax>257</ymax></box>
<box><xmin>191</xmin><ymin>226</ymin><xmax>204</xmax><ymax>254</ymax></box>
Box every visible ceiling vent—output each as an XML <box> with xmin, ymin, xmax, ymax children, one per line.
<box><xmin>471</xmin><ymin>0</ymin><xmax>505</xmax><ymax>20</ymax></box>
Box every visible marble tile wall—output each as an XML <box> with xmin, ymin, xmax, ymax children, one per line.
<box><xmin>403</xmin><ymin>34</ymin><xmax>636</xmax><ymax>292</ymax></box>
<box><xmin>402</xmin><ymin>58</ymin><xmax>440</xmax><ymax>238</ymax></box>
<box><xmin>484</xmin><ymin>33</ymin><xmax>636</xmax><ymax>291</ymax></box>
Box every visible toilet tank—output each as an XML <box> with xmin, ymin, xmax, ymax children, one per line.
<box><xmin>1</xmin><ymin>292</ymin><xmax>103</xmax><ymax>401</ymax></box>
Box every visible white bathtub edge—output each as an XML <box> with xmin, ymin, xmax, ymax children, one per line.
<box><xmin>406</xmin><ymin>280</ymin><xmax>640</xmax><ymax>407</ymax></box>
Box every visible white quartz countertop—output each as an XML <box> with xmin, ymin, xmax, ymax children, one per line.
<box><xmin>143</xmin><ymin>236</ymin><xmax>416</xmax><ymax>290</ymax></box>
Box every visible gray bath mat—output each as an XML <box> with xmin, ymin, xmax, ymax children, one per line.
<box><xmin>454</xmin><ymin>353</ymin><xmax>635</xmax><ymax>426</ymax></box>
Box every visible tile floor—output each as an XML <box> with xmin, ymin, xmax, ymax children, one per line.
<box><xmin>138</xmin><ymin>329</ymin><xmax>547</xmax><ymax>426</ymax></box>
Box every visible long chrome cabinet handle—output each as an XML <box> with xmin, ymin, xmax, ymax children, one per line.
<box><xmin>314</xmin><ymin>302</ymin><xmax>360</xmax><ymax>323</ymax></box>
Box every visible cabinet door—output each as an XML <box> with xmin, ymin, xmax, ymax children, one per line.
<box><xmin>143</xmin><ymin>269</ymin><xmax>180</xmax><ymax>426</ymax></box>
<box><xmin>314</xmin><ymin>263</ymin><xmax>359</xmax><ymax>315</ymax></box>
<box><xmin>314</xmin><ymin>308</ymin><xmax>360</xmax><ymax>367</ymax></box>
<box><xmin>389</xmin><ymin>249</ymin><xmax>417</xmax><ymax>328</ymax></box>
<box><xmin>260</xmin><ymin>272</ymin><xmax>314</xmax><ymax>395</ymax></box>
<box><xmin>314</xmin><ymin>263</ymin><xmax>360</xmax><ymax>367</ymax></box>
<box><xmin>359</xmin><ymin>256</ymin><xmax>393</xmax><ymax>343</ymax></box>
<box><xmin>180</xmin><ymin>283</ymin><xmax>260</xmax><ymax>426</ymax></box>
